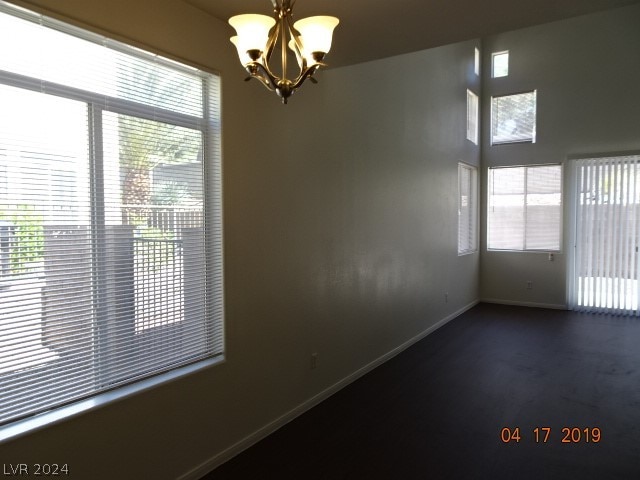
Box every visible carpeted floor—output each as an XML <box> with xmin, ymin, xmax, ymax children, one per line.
<box><xmin>201</xmin><ymin>303</ymin><xmax>640</xmax><ymax>479</ymax></box>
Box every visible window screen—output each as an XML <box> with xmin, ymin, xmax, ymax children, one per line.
<box><xmin>0</xmin><ymin>3</ymin><xmax>223</xmax><ymax>426</ymax></box>
<box><xmin>488</xmin><ymin>165</ymin><xmax>562</xmax><ymax>251</ymax></box>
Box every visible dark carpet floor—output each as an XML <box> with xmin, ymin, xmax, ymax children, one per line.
<box><xmin>201</xmin><ymin>303</ymin><xmax>640</xmax><ymax>480</ymax></box>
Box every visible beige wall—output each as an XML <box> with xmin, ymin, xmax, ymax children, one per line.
<box><xmin>1</xmin><ymin>1</ymin><xmax>480</xmax><ymax>478</ymax></box>
<box><xmin>480</xmin><ymin>3</ymin><xmax>640</xmax><ymax>308</ymax></box>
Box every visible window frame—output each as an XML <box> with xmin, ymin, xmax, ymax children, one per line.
<box><xmin>0</xmin><ymin>2</ymin><xmax>224</xmax><ymax>439</ymax></box>
<box><xmin>487</xmin><ymin>164</ymin><xmax>563</xmax><ymax>253</ymax></box>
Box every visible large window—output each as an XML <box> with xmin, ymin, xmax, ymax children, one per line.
<box><xmin>458</xmin><ymin>163</ymin><xmax>478</xmax><ymax>255</ymax></box>
<box><xmin>0</xmin><ymin>3</ymin><xmax>223</xmax><ymax>428</ymax></box>
<box><xmin>488</xmin><ymin>165</ymin><xmax>562</xmax><ymax>251</ymax></box>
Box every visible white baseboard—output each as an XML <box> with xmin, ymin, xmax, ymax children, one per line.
<box><xmin>178</xmin><ymin>299</ymin><xmax>479</xmax><ymax>480</ymax></box>
<box><xmin>481</xmin><ymin>298</ymin><xmax>567</xmax><ymax>310</ymax></box>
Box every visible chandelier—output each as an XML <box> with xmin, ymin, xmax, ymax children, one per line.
<box><xmin>229</xmin><ymin>0</ymin><xmax>339</xmax><ymax>104</ymax></box>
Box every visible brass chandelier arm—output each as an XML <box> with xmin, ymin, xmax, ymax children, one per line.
<box><xmin>245</xmin><ymin>61</ymin><xmax>279</xmax><ymax>92</ymax></box>
<box><xmin>285</xmin><ymin>12</ymin><xmax>305</xmax><ymax>69</ymax></box>
<box><xmin>244</xmin><ymin>58</ymin><xmax>321</xmax><ymax>103</ymax></box>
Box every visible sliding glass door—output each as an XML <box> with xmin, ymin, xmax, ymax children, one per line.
<box><xmin>571</xmin><ymin>154</ymin><xmax>640</xmax><ymax>315</ymax></box>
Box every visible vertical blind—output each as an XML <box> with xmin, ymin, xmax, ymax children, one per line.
<box><xmin>458</xmin><ymin>163</ymin><xmax>478</xmax><ymax>254</ymax></box>
<box><xmin>572</xmin><ymin>155</ymin><xmax>639</xmax><ymax>315</ymax></box>
<box><xmin>488</xmin><ymin>165</ymin><xmax>562</xmax><ymax>251</ymax></box>
<box><xmin>0</xmin><ymin>2</ymin><xmax>223</xmax><ymax>426</ymax></box>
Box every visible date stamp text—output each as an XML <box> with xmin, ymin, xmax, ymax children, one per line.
<box><xmin>500</xmin><ymin>427</ymin><xmax>601</xmax><ymax>444</ymax></box>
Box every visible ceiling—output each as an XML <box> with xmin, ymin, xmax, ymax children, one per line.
<box><xmin>183</xmin><ymin>0</ymin><xmax>640</xmax><ymax>68</ymax></box>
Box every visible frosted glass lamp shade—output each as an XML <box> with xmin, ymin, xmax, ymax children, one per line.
<box><xmin>230</xmin><ymin>36</ymin><xmax>253</xmax><ymax>65</ymax></box>
<box><xmin>293</xmin><ymin>16</ymin><xmax>339</xmax><ymax>55</ymax></box>
<box><xmin>228</xmin><ymin>14</ymin><xmax>275</xmax><ymax>53</ymax></box>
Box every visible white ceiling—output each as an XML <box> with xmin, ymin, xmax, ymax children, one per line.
<box><xmin>183</xmin><ymin>0</ymin><xmax>640</xmax><ymax>67</ymax></box>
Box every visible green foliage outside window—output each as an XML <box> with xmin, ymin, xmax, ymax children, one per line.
<box><xmin>0</xmin><ymin>205</ymin><xmax>44</xmax><ymax>274</ymax></box>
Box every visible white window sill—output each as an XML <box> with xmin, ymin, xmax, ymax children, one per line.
<box><xmin>0</xmin><ymin>355</ymin><xmax>224</xmax><ymax>444</ymax></box>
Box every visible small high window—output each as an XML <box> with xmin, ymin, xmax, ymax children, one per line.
<box><xmin>492</xmin><ymin>51</ymin><xmax>509</xmax><ymax>77</ymax></box>
<box><xmin>466</xmin><ymin>90</ymin><xmax>479</xmax><ymax>145</ymax></box>
<box><xmin>474</xmin><ymin>47</ymin><xmax>480</xmax><ymax>76</ymax></box>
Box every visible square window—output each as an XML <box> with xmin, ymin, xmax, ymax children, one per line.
<box><xmin>487</xmin><ymin>164</ymin><xmax>562</xmax><ymax>252</ymax></box>
<box><xmin>491</xmin><ymin>91</ymin><xmax>537</xmax><ymax>145</ymax></box>
<box><xmin>492</xmin><ymin>51</ymin><xmax>509</xmax><ymax>77</ymax></box>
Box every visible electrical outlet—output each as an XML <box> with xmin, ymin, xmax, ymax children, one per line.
<box><xmin>310</xmin><ymin>353</ymin><xmax>318</xmax><ymax>370</ymax></box>
<box><xmin>526</xmin><ymin>281</ymin><xmax>533</xmax><ymax>290</ymax></box>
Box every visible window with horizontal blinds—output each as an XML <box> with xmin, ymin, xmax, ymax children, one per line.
<box><xmin>0</xmin><ymin>2</ymin><xmax>223</xmax><ymax>426</ymax></box>
<box><xmin>572</xmin><ymin>155</ymin><xmax>640</xmax><ymax>315</ymax></box>
<box><xmin>458</xmin><ymin>163</ymin><xmax>478</xmax><ymax>255</ymax></box>
<box><xmin>491</xmin><ymin>91</ymin><xmax>536</xmax><ymax>145</ymax></box>
<box><xmin>487</xmin><ymin>165</ymin><xmax>562</xmax><ymax>251</ymax></box>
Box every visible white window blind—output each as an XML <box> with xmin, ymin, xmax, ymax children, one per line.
<box><xmin>466</xmin><ymin>90</ymin><xmax>479</xmax><ymax>145</ymax></box>
<box><xmin>488</xmin><ymin>165</ymin><xmax>562</xmax><ymax>251</ymax></box>
<box><xmin>572</xmin><ymin>155</ymin><xmax>640</xmax><ymax>315</ymax></box>
<box><xmin>458</xmin><ymin>163</ymin><xmax>478</xmax><ymax>255</ymax></box>
<box><xmin>491</xmin><ymin>91</ymin><xmax>536</xmax><ymax>145</ymax></box>
<box><xmin>0</xmin><ymin>3</ymin><xmax>224</xmax><ymax>426</ymax></box>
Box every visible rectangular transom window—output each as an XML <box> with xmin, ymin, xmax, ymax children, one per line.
<box><xmin>0</xmin><ymin>2</ymin><xmax>224</xmax><ymax>427</ymax></box>
<box><xmin>488</xmin><ymin>165</ymin><xmax>562</xmax><ymax>252</ymax></box>
<box><xmin>458</xmin><ymin>163</ymin><xmax>478</xmax><ymax>255</ymax></box>
<box><xmin>491</xmin><ymin>91</ymin><xmax>537</xmax><ymax>145</ymax></box>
